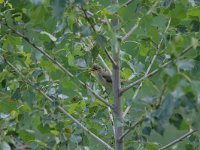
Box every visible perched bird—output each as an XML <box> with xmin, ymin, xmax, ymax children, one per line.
<box><xmin>90</xmin><ymin>65</ymin><xmax>112</xmax><ymax>89</ymax></box>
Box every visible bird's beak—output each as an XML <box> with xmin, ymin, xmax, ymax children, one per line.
<box><xmin>88</xmin><ymin>67</ymin><xmax>96</xmax><ymax>73</ymax></box>
<box><xmin>89</xmin><ymin>68</ymin><xmax>94</xmax><ymax>72</ymax></box>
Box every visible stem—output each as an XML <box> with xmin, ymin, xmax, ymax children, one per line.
<box><xmin>122</xmin><ymin>19</ymin><xmax>140</xmax><ymax>42</ymax></box>
<box><xmin>122</xmin><ymin>1</ymin><xmax>159</xmax><ymax>42</ymax></box>
<box><xmin>159</xmin><ymin>130</ymin><xmax>198</xmax><ymax>150</ymax></box>
<box><xmin>119</xmin><ymin>116</ymin><xmax>144</xmax><ymax>141</ymax></box>
<box><xmin>104</xmin><ymin>48</ymin><xmax>117</xmax><ymax>66</ymax></box>
<box><xmin>98</xmin><ymin>54</ymin><xmax>112</xmax><ymax>76</ymax></box>
<box><xmin>105</xmin><ymin>97</ymin><xmax>115</xmax><ymax>135</ymax></box>
<box><xmin>122</xmin><ymin>0</ymin><xmax>134</xmax><ymax>7</ymax></box>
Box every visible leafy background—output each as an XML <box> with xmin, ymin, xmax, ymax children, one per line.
<box><xmin>0</xmin><ymin>0</ymin><xmax>200</xmax><ymax>149</ymax></box>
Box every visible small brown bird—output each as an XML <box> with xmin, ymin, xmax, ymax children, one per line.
<box><xmin>90</xmin><ymin>65</ymin><xmax>112</xmax><ymax>88</ymax></box>
<box><xmin>90</xmin><ymin>65</ymin><xmax>127</xmax><ymax>87</ymax></box>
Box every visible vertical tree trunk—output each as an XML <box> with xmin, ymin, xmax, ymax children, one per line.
<box><xmin>112</xmin><ymin>43</ymin><xmax>123</xmax><ymax>150</ymax></box>
<box><xmin>112</xmin><ymin>46</ymin><xmax>123</xmax><ymax>150</ymax></box>
<box><xmin>110</xmin><ymin>0</ymin><xmax>123</xmax><ymax>149</ymax></box>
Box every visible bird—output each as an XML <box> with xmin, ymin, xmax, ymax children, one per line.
<box><xmin>90</xmin><ymin>65</ymin><xmax>112</xmax><ymax>89</ymax></box>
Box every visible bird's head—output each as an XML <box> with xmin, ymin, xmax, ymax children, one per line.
<box><xmin>90</xmin><ymin>65</ymin><xmax>102</xmax><ymax>74</ymax></box>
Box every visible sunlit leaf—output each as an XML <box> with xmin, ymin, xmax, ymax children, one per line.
<box><xmin>188</xmin><ymin>7</ymin><xmax>200</xmax><ymax>16</ymax></box>
<box><xmin>19</xmin><ymin>129</ymin><xmax>35</xmax><ymax>142</ymax></box>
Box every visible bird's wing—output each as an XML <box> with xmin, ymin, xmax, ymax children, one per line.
<box><xmin>101</xmin><ymin>71</ymin><xmax>112</xmax><ymax>83</ymax></box>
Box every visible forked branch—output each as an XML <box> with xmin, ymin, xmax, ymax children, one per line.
<box><xmin>159</xmin><ymin>130</ymin><xmax>198</xmax><ymax>150</ymax></box>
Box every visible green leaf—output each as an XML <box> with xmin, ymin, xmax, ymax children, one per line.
<box><xmin>176</xmin><ymin>59</ymin><xmax>195</xmax><ymax>71</ymax></box>
<box><xmin>50</xmin><ymin>0</ymin><xmax>65</xmax><ymax>19</ymax></box>
<box><xmin>139</xmin><ymin>45</ymin><xmax>149</xmax><ymax>56</ymax></box>
<box><xmin>95</xmin><ymin>35</ymin><xmax>107</xmax><ymax>48</ymax></box>
<box><xmin>188</xmin><ymin>7</ymin><xmax>200</xmax><ymax>16</ymax></box>
<box><xmin>22</xmin><ymin>89</ymin><xmax>36</xmax><ymax>106</ymax></box>
<box><xmin>81</xmin><ymin>26</ymin><xmax>91</xmax><ymax>37</ymax></box>
<box><xmin>90</xmin><ymin>45</ymin><xmax>99</xmax><ymax>60</ymax></box>
<box><xmin>19</xmin><ymin>129</ymin><xmax>35</xmax><ymax>142</ymax></box>
<box><xmin>37</xmin><ymin>124</ymin><xmax>50</xmax><ymax>134</ymax></box>
<box><xmin>142</xmin><ymin>126</ymin><xmax>151</xmax><ymax>135</ymax></box>
<box><xmin>169</xmin><ymin>113</ymin><xmax>183</xmax><ymax>129</ymax></box>
<box><xmin>146</xmin><ymin>142</ymin><xmax>160</xmax><ymax>150</ymax></box>
<box><xmin>0</xmin><ymin>0</ymin><xmax>4</xmax><ymax>4</ymax></box>
<box><xmin>0</xmin><ymin>94</ymin><xmax>18</xmax><ymax>113</ymax></box>
<box><xmin>151</xmin><ymin>15</ymin><xmax>167</xmax><ymax>29</ymax></box>
<box><xmin>19</xmin><ymin>105</ymin><xmax>32</xmax><ymax>112</ymax></box>
<box><xmin>105</xmin><ymin>4</ymin><xmax>120</xmax><ymax>14</ymax></box>
<box><xmin>191</xmin><ymin>38</ymin><xmax>199</xmax><ymax>49</ymax></box>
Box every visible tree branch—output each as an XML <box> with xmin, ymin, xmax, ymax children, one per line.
<box><xmin>3</xmin><ymin>57</ymin><xmax>114</xmax><ymax>150</ymax></box>
<box><xmin>121</xmin><ymin>45</ymin><xmax>193</xmax><ymax>94</ymax></box>
<box><xmin>121</xmin><ymin>18</ymin><xmax>140</xmax><ymax>42</ymax></box>
<box><xmin>122</xmin><ymin>0</ymin><xmax>134</xmax><ymax>7</ymax></box>
<box><xmin>104</xmin><ymin>48</ymin><xmax>117</xmax><ymax>66</ymax></box>
<box><xmin>159</xmin><ymin>130</ymin><xmax>198</xmax><ymax>150</ymax></box>
<box><xmin>98</xmin><ymin>54</ymin><xmax>112</xmax><ymax>75</ymax></box>
<box><xmin>119</xmin><ymin>116</ymin><xmax>144</xmax><ymax>141</ymax></box>
<box><xmin>105</xmin><ymin>97</ymin><xmax>115</xmax><ymax>135</ymax></box>
<box><xmin>109</xmin><ymin>3</ymin><xmax>124</xmax><ymax>150</ymax></box>
<box><xmin>3</xmin><ymin>23</ymin><xmax>113</xmax><ymax>109</ymax></box>
<box><xmin>81</xmin><ymin>7</ymin><xmax>96</xmax><ymax>32</ymax></box>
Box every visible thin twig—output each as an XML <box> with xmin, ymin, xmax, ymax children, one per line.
<box><xmin>104</xmin><ymin>48</ymin><xmax>117</xmax><ymax>66</ymax></box>
<box><xmin>81</xmin><ymin>7</ymin><xmax>96</xmax><ymax>32</ymax></box>
<box><xmin>98</xmin><ymin>54</ymin><xmax>112</xmax><ymax>76</ymax></box>
<box><xmin>122</xmin><ymin>18</ymin><xmax>140</xmax><ymax>42</ymax></box>
<box><xmin>119</xmin><ymin>116</ymin><xmax>144</xmax><ymax>141</ymax></box>
<box><xmin>122</xmin><ymin>0</ymin><xmax>134</xmax><ymax>7</ymax></box>
<box><xmin>121</xmin><ymin>45</ymin><xmax>193</xmax><ymax>94</ymax></box>
<box><xmin>122</xmin><ymin>1</ymin><xmax>159</xmax><ymax>42</ymax></box>
<box><xmin>105</xmin><ymin>97</ymin><xmax>115</xmax><ymax>135</ymax></box>
<box><xmin>3</xmin><ymin>23</ymin><xmax>113</xmax><ymax>109</ymax></box>
<box><xmin>154</xmin><ymin>82</ymin><xmax>167</xmax><ymax>109</ymax></box>
<box><xmin>146</xmin><ymin>1</ymin><xmax>159</xmax><ymax>15</ymax></box>
<box><xmin>3</xmin><ymin>57</ymin><xmax>114</xmax><ymax>150</ymax></box>
<box><xmin>158</xmin><ymin>18</ymin><xmax>171</xmax><ymax>49</ymax></box>
<box><xmin>159</xmin><ymin>130</ymin><xmax>198</xmax><ymax>150</ymax></box>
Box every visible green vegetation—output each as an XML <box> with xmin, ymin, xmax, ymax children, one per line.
<box><xmin>0</xmin><ymin>0</ymin><xmax>200</xmax><ymax>149</ymax></box>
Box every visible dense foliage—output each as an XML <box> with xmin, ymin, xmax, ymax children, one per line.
<box><xmin>0</xmin><ymin>0</ymin><xmax>200</xmax><ymax>150</ymax></box>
